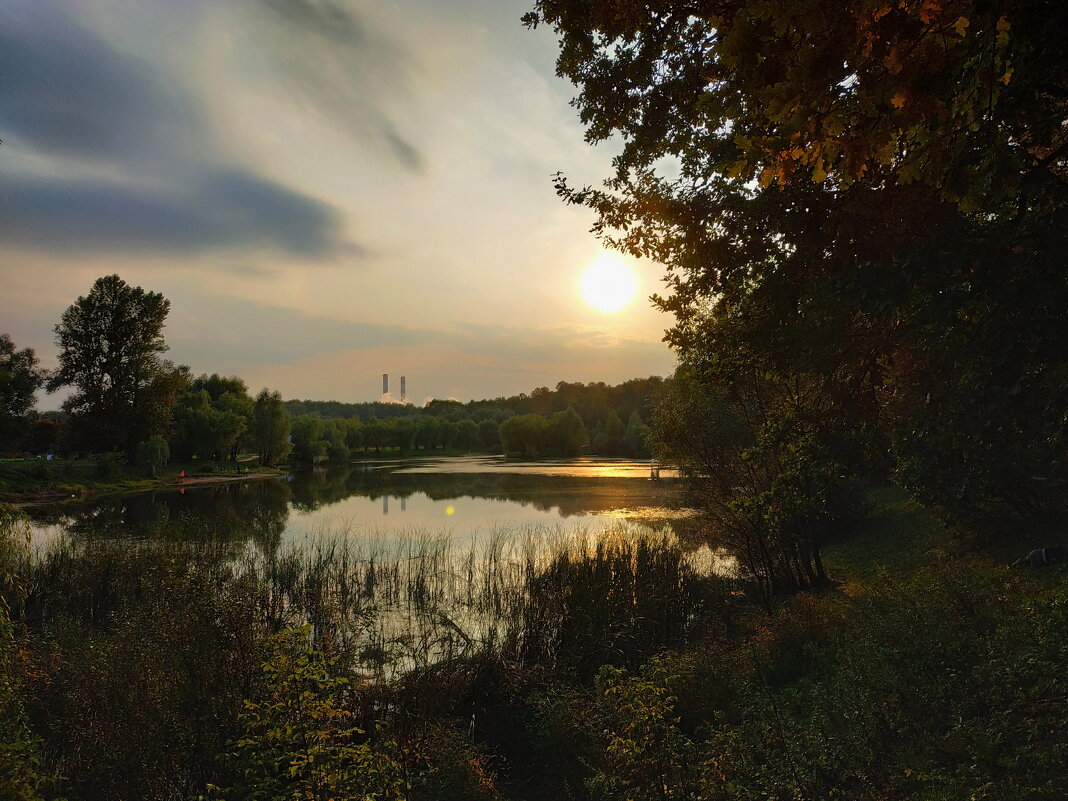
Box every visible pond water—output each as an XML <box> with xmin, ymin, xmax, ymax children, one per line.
<box><xmin>26</xmin><ymin>456</ymin><xmax>691</xmax><ymax>550</ymax></box>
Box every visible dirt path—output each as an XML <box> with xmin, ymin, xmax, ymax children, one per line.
<box><xmin>175</xmin><ymin>471</ymin><xmax>284</xmax><ymax>487</ymax></box>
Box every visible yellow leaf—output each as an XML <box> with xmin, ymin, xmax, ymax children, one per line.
<box><xmin>954</xmin><ymin>16</ymin><xmax>969</xmax><ymax>37</ymax></box>
<box><xmin>885</xmin><ymin>48</ymin><xmax>902</xmax><ymax>75</ymax></box>
<box><xmin>1001</xmin><ymin>69</ymin><xmax>1013</xmax><ymax>85</ymax></box>
<box><xmin>997</xmin><ymin>15</ymin><xmax>1011</xmax><ymax>33</ymax></box>
<box><xmin>726</xmin><ymin>160</ymin><xmax>749</xmax><ymax>179</ymax></box>
<box><xmin>812</xmin><ymin>162</ymin><xmax>827</xmax><ymax>182</ymax></box>
<box><xmin>891</xmin><ymin>92</ymin><xmax>907</xmax><ymax>109</ymax></box>
<box><xmin>790</xmin><ymin>147</ymin><xmax>805</xmax><ymax>160</ymax></box>
<box><xmin>758</xmin><ymin>167</ymin><xmax>774</xmax><ymax>188</ymax></box>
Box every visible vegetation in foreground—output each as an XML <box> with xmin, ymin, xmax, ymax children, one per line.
<box><xmin>2</xmin><ymin>496</ymin><xmax>1066</xmax><ymax>801</ymax></box>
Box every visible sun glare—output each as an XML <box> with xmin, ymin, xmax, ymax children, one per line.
<box><xmin>580</xmin><ymin>252</ymin><xmax>638</xmax><ymax>313</ymax></box>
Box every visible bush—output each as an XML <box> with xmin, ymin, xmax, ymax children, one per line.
<box><xmin>563</xmin><ymin>561</ymin><xmax>1068</xmax><ymax>801</ymax></box>
<box><xmin>94</xmin><ymin>452</ymin><xmax>124</xmax><ymax>481</ymax></box>
<box><xmin>208</xmin><ymin>628</ymin><xmax>408</xmax><ymax>801</ymax></box>
<box><xmin>135</xmin><ymin>436</ymin><xmax>169</xmax><ymax>477</ymax></box>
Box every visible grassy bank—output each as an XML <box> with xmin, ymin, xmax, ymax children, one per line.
<box><xmin>0</xmin><ymin>457</ymin><xmax>283</xmax><ymax>504</ymax></box>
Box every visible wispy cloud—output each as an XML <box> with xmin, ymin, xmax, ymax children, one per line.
<box><xmin>245</xmin><ymin>0</ymin><xmax>425</xmax><ymax>172</ymax></box>
<box><xmin>0</xmin><ymin>0</ymin><xmax>365</xmax><ymax>258</ymax></box>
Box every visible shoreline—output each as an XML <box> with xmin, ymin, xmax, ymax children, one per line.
<box><xmin>4</xmin><ymin>469</ymin><xmax>286</xmax><ymax>507</ymax></box>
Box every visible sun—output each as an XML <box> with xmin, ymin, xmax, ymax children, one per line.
<box><xmin>580</xmin><ymin>252</ymin><xmax>638</xmax><ymax>313</ymax></box>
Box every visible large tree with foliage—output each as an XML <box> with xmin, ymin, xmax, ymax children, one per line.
<box><xmin>172</xmin><ymin>374</ymin><xmax>253</xmax><ymax>463</ymax></box>
<box><xmin>0</xmin><ymin>335</ymin><xmax>46</xmax><ymax>452</ymax></box>
<box><xmin>47</xmin><ymin>275</ymin><xmax>185</xmax><ymax>455</ymax></box>
<box><xmin>250</xmin><ymin>389</ymin><xmax>292</xmax><ymax>467</ymax></box>
<box><xmin>526</xmin><ymin>0</ymin><xmax>1067</xmax><ymax>528</ymax></box>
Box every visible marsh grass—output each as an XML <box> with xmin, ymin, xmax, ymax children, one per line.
<box><xmin>20</xmin><ymin>519</ymin><xmax>726</xmax><ymax>680</ymax></box>
<box><xmin>230</xmin><ymin>520</ymin><xmax>726</xmax><ymax>678</ymax></box>
<box><xmin>5</xmin><ymin>512</ymin><xmax>729</xmax><ymax>799</ymax></box>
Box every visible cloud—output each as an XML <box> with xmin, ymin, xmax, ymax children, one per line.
<box><xmin>0</xmin><ymin>1</ymin><xmax>199</xmax><ymax>164</ymax></box>
<box><xmin>0</xmin><ymin>1</ymin><xmax>368</xmax><ymax>258</ymax></box>
<box><xmin>0</xmin><ymin>168</ymin><xmax>365</xmax><ymax>257</ymax></box>
<box><xmin>167</xmin><ymin>293</ymin><xmax>669</xmax><ymax>375</ymax></box>
<box><xmin>169</xmin><ymin>294</ymin><xmax>434</xmax><ymax>367</ymax></box>
<box><xmin>256</xmin><ymin>0</ymin><xmax>367</xmax><ymax>44</ymax></box>
<box><xmin>444</xmin><ymin>321</ymin><xmax>670</xmax><ymax>367</ymax></box>
<box><xmin>246</xmin><ymin>0</ymin><xmax>425</xmax><ymax>172</ymax></box>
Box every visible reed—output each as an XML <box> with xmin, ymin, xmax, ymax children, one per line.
<box><xmin>16</xmin><ymin>519</ymin><xmax>726</xmax><ymax>681</ymax></box>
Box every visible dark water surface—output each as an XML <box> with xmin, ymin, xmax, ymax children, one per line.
<box><xmin>27</xmin><ymin>456</ymin><xmax>690</xmax><ymax>548</ymax></box>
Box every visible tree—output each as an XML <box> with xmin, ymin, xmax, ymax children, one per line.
<box><xmin>387</xmin><ymin>417</ymin><xmax>415</xmax><ymax>455</ymax></box>
<box><xmin>363</xmin><ymin>418</ymin><xmax>388</xmax><ymax>452</ymax></box>
<box><xmin>47</xmin><ymin>275</ymin><xmax>183</xmax><ymax>455</ymax></box>
<box><xmin>291</xmin><ymin>414</ymin><xmax>328</xmax><ymax>464</ymax></box>
<box><xmin>478</xmin><ymin>419</ymin><xmax>500</xmax><ymax>451</ymax></box>
<box><xmin>623</xmin><ymin>412</ymin><xmax>649</xmax><ymax>458</ymax></box>
<box><xmin>650</xmin><ymin>369</ymin><xmax>847</xmax><ymax>599</ymax></box>
<box><xmin>172</xmin><ymin>374</ymin><xmax>254</xmax><ymax>463</ymax></box>
<box><xmin>134</xmin><ymin>435</ymin><xmax>170</xmax><ymax>478</ymax></box>
<box><xmin>548</xmin><ymin>407</ymin><xmax>588</xmax><ymax>456</ymax></box>
<box><xmin>593</xmin><ymin>410</ymin><xmax>625</xmax><ymax>456</ymax></box>
<box><xmin>526</xmin><ymin>0</ymin><xmax>1067</xmax><ymax>527</ymax></box>
<box><xmin>249</xmin><ymin>390</ymin><xmax>291</xmax><ymax>467</ymax></box>
<box><xmin>0</xmin><ymin>335</ymin><xmax>46</xmax><ymax>453</ymax></box>
<box><xmin>321</xmin><ymin>418</ymin><xmax>350</xmax><ymax>462</ymax></box>
<box><xmin>499</xmin><ymin>414</ymin><xmax>548</xmax><ymax>458</ymax></box>
<box><xmin>456</xmin><ymin>419</ymin><xmax>480</xmax><ymax>452</ymax></box>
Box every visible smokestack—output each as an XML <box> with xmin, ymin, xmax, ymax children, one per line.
<box><xmin>382</xmin><ymin>373</ymin><xmax>388</xmax><ymax>395</ymax></box>
<box><xmin>400</xmin><ymin>376</ymin><xmax>406</xmax><ymax>402</ymax></box>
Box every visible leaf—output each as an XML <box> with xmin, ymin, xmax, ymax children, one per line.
<box><xmin>891</xmin><ymin>92</ymin><xmax>907</xmax><ymax>109</ymax></box>
<box><xmin>726</xmin><ymin>160</ymin><xmax>749</xmax><ymax>179</ymax></box>
<box><xmin>811</xmin><ymin>162</ymin><xmax>827</xmax><ymax>182</ymax></box>
<box><xmin>885</xmin><ymin>47</ymin><xmax>902</xmax><ymax>74</ymax></box>
<box><xmin>954</xmin><ymin>16</ymin><xmax>969</xmax><ymax>37</ymax></box>
<box><xmin>1001</xmin><ymin>69</ymin><xmax>1013</xmax><ymax>86</ymax></box>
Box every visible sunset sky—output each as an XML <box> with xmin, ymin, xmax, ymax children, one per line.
<box><xmin>0</xmin><ymin>0</ymin><xmax>677</xmax><ymax>408</ymax></box>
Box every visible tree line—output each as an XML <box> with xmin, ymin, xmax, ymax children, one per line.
<box><xmin>285</xmin><ymin>383</ymin><xmax>656</xmax><ymax>462</ymax></box>
<box><xmin>0</xmin><ymin>276</ymin><xmax>660</xmax><ymax>467</ymax></box>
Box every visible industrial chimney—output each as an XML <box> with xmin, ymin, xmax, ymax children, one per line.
<box><xmin>382</xmin><ymin>373</ymin><xmax>388</xmax><ymax>395</ymax></box>
<box><xmin>400</xmin><ymin>376</ymin><xmax>406</xmax><ymax>403</ymax></box>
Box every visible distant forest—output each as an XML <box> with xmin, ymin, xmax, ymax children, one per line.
<box><xmin>283</xmin><ymin>378</ymin><xmax>663</xmax><ymax>461</ymax></box>
<box><xmin>1</xmin><ymin>276</ymin><xmax>663</xmax><ymax>467</ymax></box>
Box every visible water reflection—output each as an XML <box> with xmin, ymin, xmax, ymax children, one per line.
<box><xmin>393</xmin><ymin>455</ymin><xmax>678</xmax><ymax>479</ymax></box>
<box><xmin>27</xmin><ymin>457</ymin><xmax>687</xmax><ymax>547</ymax></box>
<box><xmin>29</xmin><ymin>479</ymin><xmax>292</xmax><ymax>549</ymax></box>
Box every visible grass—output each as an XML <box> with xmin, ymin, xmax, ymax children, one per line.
<box><xmin>0</xmin><ymin>457</ymin><xmax>283</xmax><ymax>503</ymax></box>
<box><xmin>820</xmin><ymin>484</ymin><xmax>947</xmax><ymax>585</ymax></box>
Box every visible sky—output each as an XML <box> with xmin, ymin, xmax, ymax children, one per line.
<box><xmin>0</xmin><ymin>0</ymin><xmax>677</xmax><ymax>408</ymax></box>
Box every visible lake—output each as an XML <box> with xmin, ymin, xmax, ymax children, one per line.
<box><xmin>25</xmin><ymin>455</ymin><xmax>690</xmax><ymax>550</ymax></box>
